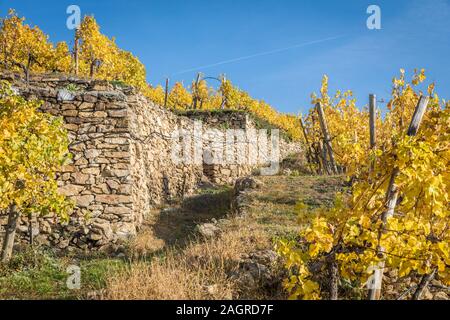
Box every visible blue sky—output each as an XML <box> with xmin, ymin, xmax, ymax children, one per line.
<box><xmin>1</xmin><ymin>0</ymin><xmax>449</xmax><ymax>114</ymax></box>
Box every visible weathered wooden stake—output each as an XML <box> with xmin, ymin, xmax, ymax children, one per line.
<box><xmin>312</xmin><ymin>142</ymin><xmax>324</xmax><ymax>175</ymax></box>
<box><xmin>316</xmin><ymin>102</ymin><xmax>338</xmax><ymax>174</ymax></box>
<box><xmin>74</xmin><ymin>28</ymin><xmax>79</xmax><ymax>75</ymax></box>
<box><xmin>329</xmin><ymin>253</ymin><xmax>339</xmax><ymax>300</ymax></box>
<box><xmin>369</xmin><ymin>94</ymin><xmax>377</xmax><ymax>149</ymax></box>
<box><xmin>164</xmin><ymin>78</ymin><xmax>169</xmax><ymax>108</ymax></box>
<box><xmin>28</xmin><ymin>213</ymin><xmax>34</xmax><ymax>246</ymax></box>
<box><xmin>221</xmin><ymin>76</ymin><xmax>227</xmax><ymax>109</ymax></box>
<box><xmin>412</xmin><ymin>268</ymin><xmax>437</xmax><ymax>300</ymax></box>
<box><xmin>369</xmin><ymin>94</ymin><xmax>377</xmax><ymax>172</ymax></box>
<box><xmin>299</xmin><ymin>116</ymin><xmax>316</xmax><ymax>174</ymax></box>
<box><xmin>192</xmin><ymin>73</ymin><xmax>201</xmax><ymax>110</ymax></box>
<box><xmin>407</xmin><ymin>96</ymin><xmax>430</xmax><ymax>136</ymax></box>
<box><xmin>1</xmin><ymin>204</ymin><xmax>19</xmax><ymax>263</ymax></box>
<box><xmin>310</xmin><ymin>116</ymin><xmax>324</xmax><ymax>174</ymax></box>
<box><xmin>368</xmin><ymin>96</ymin><xmax>430</xmax><ymax>300</ymax></box>
<box><xmin>319</xmin><ymin>141</ymin><xmax>331</xmax><ymax>175</ymax></box>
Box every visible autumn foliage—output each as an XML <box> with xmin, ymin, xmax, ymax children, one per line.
<box><xmin>276</xmin><ymin>70</ymin><xmax>450</xmax><ymax>300</ymax></box>
<box><xmin>0</xmin><ymin>10</ymin><xmax>302</xmax><ymax>141</ymax></box>
<box><xmin>0</xmin><ymin>81</ymin><xmax>73</xmax><ymax>261</ymax></box>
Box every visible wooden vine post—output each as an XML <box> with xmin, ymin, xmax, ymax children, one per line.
<box><xmin>299</xmin><ymin>116</ymin><xmax>316</xmax><ymax>174</ymax></box>
<box><xmin>309</xmin><ymin>116</ymin><xmax>324</xmax><ymax>174</ymax></box>
<box><xmin>369</xmin><ymin>94</ymin><xmax>377</xmax><ymax>171</ymax></box>
<box><xmin>28</xmin><ymin>213</ymin><xmax>34</xmax><ymax>246</ymax></box>
<box><xmin>192</xmin><ymin>73</ymin><xmax>201</xmax><ymax>110</ymax></box>
<box><xmin>164</xmin><ymin>78</ymin><xmax>169</xmax><ymax>108</ymax></box>
<box><xmin>412</xmin><ymin>268</ymin><xmax>438</xmax><ymax>300</ymax></box>
<box><xmin>312</xmin><ymin>142</ymin><xmax>324</xmax><ymax>175</ymax></box>
<box><xmin>316</xmin><ymin>102</ymin><xmax>338</xmax><ymax>174</ymax></box>
<box><xmin>320</xmin><ymin>141</ymin><xmax>332</xmax><ymax>175</ymax></box>
<box><xmin>368</xmin><ymin>95</ymin><xmax>430</xmax><ymax>300</ymax></box>
<box><xmin>221</xmin><ymin>75</ymin><xmax>227</xmax><ymax>110</ymax></box>
<box><xmin>1</xmin><ymin>204</ymin><xmax>19</xmax><ymax>263</ymax></box>
<box><xmin>311</xmin><ymin>116</ymin><xmax>326</xmax><ymax>175</ymax></box>
<box><xmin>369</xmin><ymin>94</ymin><xmax>377</xmax><ymax>149</ymax></box>
<box><xmin>74</xmin><ymin>27</ymin><xmax>80</xmax><ymax>75</ymax></box>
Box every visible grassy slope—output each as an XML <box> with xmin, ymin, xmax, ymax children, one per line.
<box><xmin>0</xmin><ymin>174</ymin><xmax>344</xmax><ymax>300</ymax></box>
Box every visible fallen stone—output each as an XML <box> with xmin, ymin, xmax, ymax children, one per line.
<box><xmin>196</xmin><ymin>223</ymin><xmax>220</xmax><ymax>238</ymax></box>
<box><xmin>249</xmin><ymin>250</ymin><xmax>278</xmax><ymax>265</ymax></box>
<box><xmin>206</xmin><ymin>284</ymin><xmax>219</xmax><ymax>296</ymax></box>
<box><xmin>433</xmin><ymin>292</ymin><xmax>449</xmax><ymax>300</ymax></box>
<box><xmin>234</xmin><ymin>177</ymin><xmax>263</xmax><ymax>193</ymax></box>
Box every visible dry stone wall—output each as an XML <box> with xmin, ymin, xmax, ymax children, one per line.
<box><xmin>127</xmin><ymin>95</ymin><xmax>204</xmax><ymax>230</ymax></box>
<box><xmin>181</xmin><ymin>110</ymin><xmax>302</xmax><ymax>184</ymax></box>
<box><xmin>0</xmin><ymin>72</ymin><xmax>301</xmax><ymax>251</ymax></box>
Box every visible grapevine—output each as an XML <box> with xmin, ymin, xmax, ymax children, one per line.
<box><xmin>276</xmin><ymin>70</ymin><xmax>449</xmax><ymax>300</ymax></box>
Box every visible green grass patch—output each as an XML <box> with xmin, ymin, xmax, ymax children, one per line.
<box><xmin>0</xmin><ymin>247</ymin><xmax>73</xmax><ymax>299</ymax></box>
<box><xmin>0</xmin><ymin>247</ymin><xmax>126</xmax><ymax>300</ymax></box>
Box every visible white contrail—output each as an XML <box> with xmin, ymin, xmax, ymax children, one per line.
<box><xmin>172</xmin><ymin>34</ymin><xmax>346</xmax><ymax>76</ymax></box>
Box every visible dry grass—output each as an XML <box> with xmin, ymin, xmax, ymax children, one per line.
<box><xmin>126</xmin><ymin>209</ymin><xmax>166</xmax><ymax>259</ymax></box>
<box><xmin>105</xmin><ymin>218</ymin><xmax>270</xmax><ymax>300</ymax></box>
<box><xmin>105</xmin><ymin>254</ymin><xmax>234</xmax><ymax>300</ymax></box>
<box><xmin>104</xmin><ymin>175</ymin><xmax>344</xmax><ymax>300</ymax></box>
<box><xmin>0</xmin><ymin>173</ymin><xmax>344</xmax><ymax>300</ymax></box>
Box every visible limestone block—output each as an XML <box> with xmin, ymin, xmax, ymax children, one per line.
<box><xmin>75</xmin><ymin>195</ymin><xmax>94</xmax><ymax>208</ymax></box>
<box><xmin>96</xmin><ymin>194</ymin><xmax>132</xmax><ymax>205</ymax></box>
<box><xmin>59</xmin><ymin>184</ymin><xmax>84</xmax><ymax>196</ymax></box>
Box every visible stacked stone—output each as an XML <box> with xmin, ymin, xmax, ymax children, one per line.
<box><xmin>127</xmin><ymin>95</ymin><xmax>204</xmax><ymax>229</ymax></box>
<box><xmin>5</xmin><ymin>76</ymin><xmax>137</xmax><ymax>249</ymax></box>
<box><xmin>56</xmin><ymin>89</ymin><xmax>135</xmax><ymax>246</ymax></box>
<box><xmin>190</xmin><ymin>111</ymin><xmax>302</xmax><ymax>183</ymax></box>
<box><xmin>0</xmin><ymin>72</ymin><xmax>303</xmax><ymax>251</ymax></box>
<box><xmin>179</xmin><ymin>110</ymin><xmax>250</xmax><ymax>130</ymax></box>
